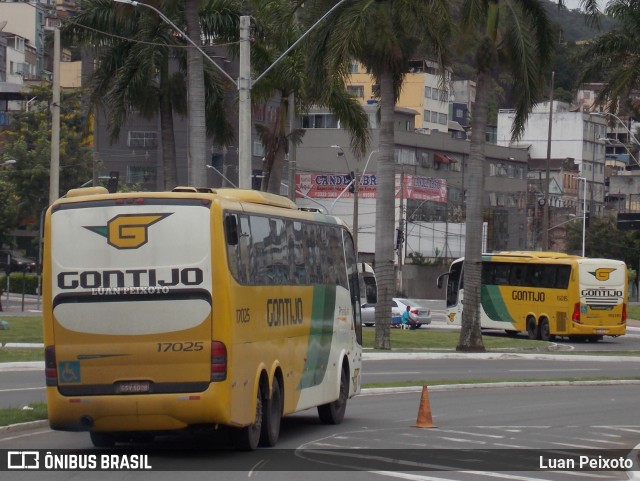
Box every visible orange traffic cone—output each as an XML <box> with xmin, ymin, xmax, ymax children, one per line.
<box><xmin>413</xmin><ymin>385</ymin><xmax>436</xmax><ymax>428</ymax></box>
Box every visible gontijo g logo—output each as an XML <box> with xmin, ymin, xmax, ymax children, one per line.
<box><xmin>84</xmin><ymin>213</ymin><xmax>172</xmax><ymax>249</ymax></box>
<box><xmin>588</xmin><ymin>267</ymin><xmax>616</xmax><ymax>282</ymax></box>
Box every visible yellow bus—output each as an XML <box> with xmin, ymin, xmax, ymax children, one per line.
<box><xmin>437</xmin><ymin>251</ymin><xmax>627</xmax><ymax>342</ymax></box>
<box><xmin>43</xmin><ymin>186</ymin><xmax>362</xmax><ymax>449</ymax></box>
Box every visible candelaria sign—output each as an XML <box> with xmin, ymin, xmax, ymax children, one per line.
<box><xmin>296</xmin><ymin>173</ymin><xmax>447</xmax><ymax>202</ymax></box>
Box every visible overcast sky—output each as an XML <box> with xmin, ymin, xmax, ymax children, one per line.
<box><xmin>562</xmin><ymin>0</ymin><xmax>604</xmax><ymax>10</ymax></box>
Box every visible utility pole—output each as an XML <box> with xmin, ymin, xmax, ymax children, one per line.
<box><xmin>287</xmin><ymin>93</ymin><xmax>297</xmax><ymax>201</ymax></box>
<box><xmin>397</xmin><ymin>170</ymin><xmax>405</xmax><ymax>294</ymax></box>
<box><xmin>542</xmin><ymin>71</ymin><xmax>554</xmax><ymax>250</ymax></box>
<box><xmin>353</xmin><ymin>164</ymin><xmax>359</xmax><ymax>259</ymax></box>
<box><xmin>49</xmin><ymin>26</ymin><xmax>60</xmax><ymax>205</ymax></box>
<box><xmin>238</xmin><ymin>16</ymin><xmax>251</xmax><ymax>189</ymax></box>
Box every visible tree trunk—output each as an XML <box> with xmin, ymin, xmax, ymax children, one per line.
<box><xmin>457</xmin><ymin>69</ymin><xmax>490</xmax><ymax>353</ymax></box>
<box><xmin>185</xmin><ymin>0</ymin><xmax>207</xmax><ymax>188</ymax></box>
<box><xmin>265</xmin><ymin>97</ymin><xmax>289</xmax><ymax>195</ymax></box>
<box><xmin>159</xmin><ymin>54</ymin><xmax>178</xmax><ymax>189</ymax></box>
<box><xmin>373</xmin><ymin>70</ymin><xmax>396</xmax><ymax>350</ymax></box>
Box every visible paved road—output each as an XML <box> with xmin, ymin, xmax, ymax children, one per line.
<box><xmin>2</xmin><ymin>384</ymin><xmax>639</xmax><ymax>480</ymax></box>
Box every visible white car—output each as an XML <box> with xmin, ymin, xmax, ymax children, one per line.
<box><xmin>361</xmin><ymin>298</ymin><xmax>431</xmax><ymax>328</ymax></box>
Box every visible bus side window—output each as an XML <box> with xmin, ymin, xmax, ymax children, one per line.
<box><xmin>238</xmin><ymin>215</ymin><xmax>252</xmax><ymax>284</ymax></box>
<box><xmin>225</xmin><ymin>214</ymin><xmax>238</xmax><ymax>245</ymax></box>
<box><xmin>225</xmin><ymin>214</ymin><xmax>240</xmax><ymax>281</ymax></box>
<box><xmin>510</xmin><ymin>264</ymin><xmax>525</xmax><ymax>286</ymax></box>
<box><xmin>556</xmin><ymin>265</ymin><xmax>571</xmax><ymax>289</ymax></box>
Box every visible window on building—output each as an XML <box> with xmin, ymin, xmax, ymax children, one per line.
<box><xmin>127</xmin><ymin>165</ymin><xmax>156</xmax><ymax>184</ymax></box>
<box><xmin>395</xmin><ymin>147</ymin><xmax>416</xmax><ymax>166</ymax></box>
<box><xmin>456</xmin><ymin>108</ymin><xmax>464</xmax><ymax>118</ymax></box>
<box><xmin>425</xmin><ymin>87</ymin><xmax>431</xmax><ymax>98</ymax></box>
<box><xmin>127</xmin><ymin>131</ymin><xmax>158</xmax><ymax>148</ymax></box>
<box><xmin>438</xmin><ymin>113</ymin><xmax>447</xmax><ymax>125</ymax></box>
<box><xmin>432</xmin><ymin>88</ymin><xmax>439</xmax><ymax>100</ymax></box>
<box><xmin>424</xmin><ymin>110</ymin><xmax>430</xmax><ymax>121</ymax></box>
<box><xmin>300</xmin><ymin>113</ymin><xmax>339</xmax><ymax>129</ymax></box>
<box><xmin>368</xmin><ymin>113</ymin><xmax>378</xmax><ymax>129</ymax></box>
<box><xmin>347</xmin><ymin>85</ymin><xmax>365</xmax><ymax>98</ymax></box>
<box><xmin>431</xmin><ymin>111</ymin><xmax>438</xmax><ymax>122</ymax></box>
<box><xmin>350</xmin><ymin>62</ymin><xmax>359</xmax><ymax>73</ymax></box>
<box><xmin>253</xmin><ymin>140</ymin><xmax>265</xmax><ymax>157</ymax></box>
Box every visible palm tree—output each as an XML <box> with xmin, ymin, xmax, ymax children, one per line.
<box><xmin>65</xmin><ymin>0</ymin><xmax>235</xmax><ymax>189</ymax></box>
<box><xmin>247</xmin><ymin>0</ymin><xmax>370</xmax><ymax>194</ymax></box>
<box><xmin>306</xmin><ymin>0</ymin><xmax>452</xmax><ymax>349</ymax></box>
<box><xmin>457</xmin><ymin>0</ymin><xmax>554</xmax><ymax>351</ymax></box>
<box><xmin>578</xmin><ymin>0</ymin><xmax>640</xmax><ymax>115</ymax></box>
<box><xmin>184</xmin><ymin>0</ymin><xmax>208</xmax><ymax>187</ymax></box>
<box><xmin>64</xmin><ymin>0</ymin><xmax>185</xmax><ymax>189</ymax></box>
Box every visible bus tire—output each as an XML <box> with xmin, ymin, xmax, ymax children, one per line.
<box><xmin>318</xmin><ymin>364</ymin><xmax>348</xmax><ymax>425</ymax></box>
<box><xmin>90</xmin><ymin>431</ymin><xmax>116</xmax><ymax>448</ymax></box>
<box><xmin>260</xmin><ymin>376</ymin><xmax>282</xmax><ymax>447</ymax></box>
<box><xmin>539</xmin><ymin>319</ymin><xmax>551</xmax><ymax>342</ymax></box>
<box><xmin>527</xmin><ymin>317</ymin><xmax>539</xmax><ymax>340</ymax></box>
<box><xmin>232</xmin><ymin>383</ymin><xmax>263</xmax><ymax>450</ymax></box>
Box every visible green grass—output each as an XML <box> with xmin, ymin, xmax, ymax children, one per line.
<box><xmin>629</xmin><ymin>305</ymin><xmax>640</xmax><ymax>320</ymax></box>
<box><xmin>362</xmin><ymin>327</ymin><xmax>548</xmax><ymax>350</ymax></box>
<box><xmin>0</xmin><ymin>316</ymin><xmax>43</xmax><ymax>343</ymax></box>
<box><xmin>0</xmin><ymin>403</ymin><xmax>47</xmax><ymax>427</ymax></box>
<box><xmin>0</xmin><ymin>349</ymin><xmax>43</xmax><ymax>362</ymax></box>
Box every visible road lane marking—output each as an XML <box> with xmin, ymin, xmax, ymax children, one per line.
<box><xmin>0</xmin><ymin>429</ymin><xmax>51</xmax><ymax>442</ymax></box>
<box><xmin>0</xmin><ymin>387</ymin><xmax>44</xmax><ymax>393</ymax></box>
<box><xmin>508</xmin><ymin>369</ymin><xmax>600</xmax><ymax>372</ymax></box>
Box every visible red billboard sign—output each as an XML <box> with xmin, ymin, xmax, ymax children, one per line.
<box><xmin>296</xmin><ymin>173</ymin><xmax>447</xmax><ymax>203</ymax></box>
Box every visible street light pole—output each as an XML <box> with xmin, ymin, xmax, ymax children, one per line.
<box><xmin>49</xmin><ymin>26</ymin><xmax>60</xmax><ymax>205</ymax></box>
<box><xmin>575</xmin><ymin>176</ymin><xmax>587</xmax><ymax>257</ymax></box>
<box><xmin>238</xmin><ymin>16</ymin><xmax>251</xmax><ymax>189</ymax></box>
<box><xmin>114</xmin><ymin>0</ymin><xmax>347</xmax><ymax>190</ymax></box>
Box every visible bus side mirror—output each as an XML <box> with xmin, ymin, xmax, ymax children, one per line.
<box><xmin>224</xmin><ymin>215</ymin><xmax>238</xmax><ymax>246</ymax></box>
<box><xmin>436</xmin><ymin>273</ymin><xmax>448</xmax><ymax>289</ymax></box>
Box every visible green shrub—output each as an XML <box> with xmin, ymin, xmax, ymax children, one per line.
<box><xmin>0</xmin><ymin>273</ymin><xmax>40</xmax><ymax>295</ymax></box>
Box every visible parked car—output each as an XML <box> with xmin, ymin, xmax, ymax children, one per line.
<box><xmin>0</xmin><ymin>248</ymin><xmax>37</xmax><ymax>273</ymax></box>
<box><xmin>361</xmin><ymin>298</ymin><xmax>431</xmax><ymax>328</ymax></box>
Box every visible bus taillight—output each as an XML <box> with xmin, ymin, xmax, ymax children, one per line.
<box><xmin>45</xmin><ymin>346</ymin><xmax>58</xmax><ymax>386</ymax></box>
<box><xmin>572</xmin><ymin>303</ymin><xmax>581</xmax><ymax>324</ymax></box>
<box><xmin>211</xmin><ymin>341</ymin><xmax>227</xmax><ymax>382</ymax></box>
<box><xmin>622</xmin><ymin>303</ymin><xmax>627</xmax><ymax>323</ymax></box>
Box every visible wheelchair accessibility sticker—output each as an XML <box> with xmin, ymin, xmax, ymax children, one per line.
<box><xmin>59</xmin><ymin>361</ymin><xmax>80</xmax><ymax>383</ymax></box>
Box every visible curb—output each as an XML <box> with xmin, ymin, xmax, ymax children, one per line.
<box><xmin>359</xmin><ymin>379</ymin><xmax>640</xmax><ymax>395</ymax></box>
<box><xmin>0</xmin><ymin>419</ymin><xmax>48</xmax><ymax>433</ymax></box>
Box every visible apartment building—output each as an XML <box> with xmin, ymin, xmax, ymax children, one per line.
<box><xmin>294</xmin><ymin>105</ymin><xmax>529</xmax><ymax>262</ymax></box>
<box><xmin>497</xmin><ymin>101</ymin><xmax>607</xmax><ymax>217</ymax></box>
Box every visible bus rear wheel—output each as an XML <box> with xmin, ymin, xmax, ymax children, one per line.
<box><xmin>527</xmin><ymin>317</ymin><xmax>539</xmax><ymax>340</ymax></box>
<box><xmin>232</xmin><ymin>384</ymin><xmax>263</xmax><ymax>450</ymax></box>
<box><xmin>318</xmin><ymin>365</ymin><xmax>348</xmax><ymax>425</ymax></box>
<box><xmin>260</xmin><ymin>377</ymin><xmax>282</xmax><ymax>447</ymax></box>
<box><xmin>539</xmin><ymin>319</ymin><xmax>551</xmax><ymax>342</ymax></box>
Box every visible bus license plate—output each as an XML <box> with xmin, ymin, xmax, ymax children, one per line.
<box><xmin>595</xmin><ymin>329</ymin><xmax>607</xmax><ymax>334</ymax></box>
<box><xmin>116</xmin><ymin>381</ymin><xmax>151</xmax><ymax>394</ymax></box>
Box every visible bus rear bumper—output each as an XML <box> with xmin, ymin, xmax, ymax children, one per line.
<box><xmin>569</xmin><ymin>323</ymin><xmax>626</xmax><ymax>337</ymax></box>
<box><xmin>46</xmin><ymin>385</ymin><xmax>231</xmax><ymax>433</ymax></box>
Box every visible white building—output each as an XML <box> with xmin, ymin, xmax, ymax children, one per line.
<box><xmin>0</xmin><ymin>1</ymin><xmax>47</xmax><ymax>76</ymax></box>
<box><xmin>497</xmin><ymin>101</ymin><xmax>608</xmax><ymax>215</ymax></box>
